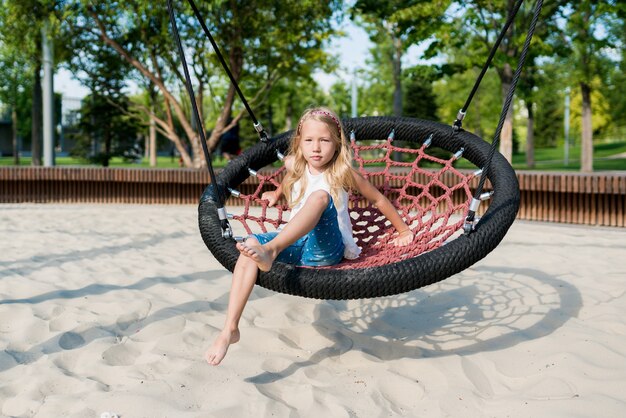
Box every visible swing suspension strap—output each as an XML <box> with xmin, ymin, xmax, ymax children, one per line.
<box><xmin>184</xmin><ymin>0</ymin><xmax>269</xmax><ymax>143</ymax></box>
<box><xmin>453</xmin><ymin>0</ymin><xmax>525</xmax><ymax>131</ymax></box>
<box><xmin>166</xmin><ymin>0</ymin><xmax>233</xmax><ymax>237</ymax></box>
<box><xmin>167</xmin><ymin>0</ymin><xmax>274</xmax><ymax>238</ymax></box>
<box><xmin>464</xmin><ymin>0</ymin><xmax>544</xmax><ymax>233</ymax></box>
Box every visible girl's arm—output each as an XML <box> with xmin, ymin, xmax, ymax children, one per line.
<box><xmin>262</xmin><ymin>155</ymin><xmax>293</xmax><ymax>207</ymax></box>
<box><xmin>262</xmin><ymin>184</ymin><xmax>283</xmax><ymax>207</ymax></box>
<box><xmin>351</xmin><ymin>169</ymin><xmax>414</xmax><ymax>246</ymax></box>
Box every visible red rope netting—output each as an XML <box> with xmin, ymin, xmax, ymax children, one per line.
<box><xmin>228</xmin><ymin>132</ymin><xmax>478</xmax><ymax>269</ymax></box>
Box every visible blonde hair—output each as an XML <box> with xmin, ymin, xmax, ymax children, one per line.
<box><xmin>283</xmin><ymin>107</ymin><xmax>356</xmax><ymax>208</ymax></box>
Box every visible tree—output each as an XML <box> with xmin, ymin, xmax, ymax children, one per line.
<box><xmin>403</xmin><ymin>65</ymin><xmax>440</xmax><ymax>121</ymax></box>
<box><xmin>69</xmin><ymin>0</ymin><xmax>341</xmax><ymax>168</ymax></box>
<box><xmin>69</xmin><ymin>93</ymin><xmax>141</xmax><ymax>165</ymax></box>
<box><xmin>569</xmin><ymin>77</ymin><xmax>612</xmax><ymax>141</ymax></box>
<box><xmin>515</xmin><ymin>8</ymin><xmax>564</xmax><ymax>168</ymax></box>
<box><xmin>561</xmin><ymin>0</ymin><xmax>620</xmax><ymax>172</ymax></box>
<box><xmin>533</xmin><ymin>63</ymin><xmax>565</xmax><ymax>149</ymax></box>
<box><xmin>359</xmin><ymin>37</ymin><xmax>394</xmax><ymax>117</ymax></box>
<box><xmin>437</xmin><ymin>0</ymin><xmax>567</xmax><ymax>163</ymax></box>
<box><xmin>0</xmin><ymin>40</ymin><xmax>30</xmax><ymax>164</ymax></box>
<box><xmin>592</xmin><ymin>2</ymin><xmax>626</xmax><ymax>141</ymax></box>
<box><xmin>65</xmin><ymin>37</ymin><xmax>138</xmax><ymax>166</ymax></box>
<box><xmin>352</xmin><ymin>0</ymin><xmax>452</xmax><ymax>118</ymax></box>
<box><xmin>433</xmin><ymin>67</ymin><xmax>502</xmax><ymax>141</ymax></box>
<box><xmin>0</xmin><ymin>0</ymin><xmax>66</xmax><ymax>165</ymax></box>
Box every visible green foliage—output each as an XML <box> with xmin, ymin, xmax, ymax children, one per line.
<box><xmin>403</xmin><ymin>65</ymin><xmax>440</xmax><ymax>121</ymax></box>
<box><xmin>0</xmin><ymin>39</ymin><xmax>32</xmax><ymax>144</ymax></box>
<box><xmin>568</xmin><ymin>77</ymin><xmax>613</xmax><ymax>137</ymax></box>
<box><xmin>65</xmin><ymin>0</ymin><xmax>342</xmax><ymax>167</ymax></box>
<box><xmin>534</xmin><ymin>90</ymin><xmax>563</xmax><ymax>149</ymax></box>
<box><xmin>6</xmin><ymin>140</ymin><xmax>625</xmax><ymax>171</ymax></box>
<box><xmin>186</xmin><ymin>0</ymin><xmax>342</xmax><ymax>124</ymax></box>
<box><xmin>1</xmin><ymin>0</ymin><xmax>625</xmax><ymax>174</ymax></box>
<box><xmin>433</xmin><ymin>67</ymin><xmax>501</xmax><ymax>140</ymax></box>
<box><xmin>352</xmin><ymin>0</ymin><xmax>451</xmax><ymax>44</ymax></box>
<box><xmin>68</xmin><ymin>94</ymin><xmax>142</xmax><ymax>166</ymax></box>
<box><xmin>603</xmin><ymin>9</ymin><xmax>626</xmax><ymax>135</ymax></box>
<box><xmin>359</xmin><ymin>38</ymin><xmax>394</xmax><ymax>116</ymax></box>
<box><xmin>530</xmin><ymin>62</ymin><xmax>566</xmax><ymax>148</ymax></box>
<box><xmin>352</xmin><ymin>0</ymin><xmax>452</xmax><ymax>118</ymax></box>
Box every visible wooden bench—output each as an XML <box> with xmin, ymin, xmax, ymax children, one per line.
<box><xmin>1</xmin><ymin>166</ymin><xmax>624</xmax><ymax>227</ymax></box>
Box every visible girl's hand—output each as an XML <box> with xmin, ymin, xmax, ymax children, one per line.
<box><xmin>392</xmin><ymin>229</ymin><xmax>414</xmax><ymax>247</ymax></box>
<box><xmin>262</xmin><ymin>190</ymin><xmax>279</xmax><ymax>207</ymax></box>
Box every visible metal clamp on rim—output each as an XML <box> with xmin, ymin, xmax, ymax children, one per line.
<box><xmin>463</xmin><ymin>191</ymin><xmax>494</xmax><ymax>233</ymax></box>
<box><xmin>453</xmin><ymin>109</ymin><xmax>466</xmax><ymax>131</ymax></box>
<box><xmin>217</xmin><ymin>207</ymin><xmax>233</xmax><ymax>238</ymax></box>
<box><xmin>254</xmin><ymin>122</ymin><xmax>269</xmax><ymax>143</ymax></box>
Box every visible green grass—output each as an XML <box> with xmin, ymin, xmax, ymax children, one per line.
<box><xmin>0</xmin><ymin>155</ymin><xmax>230</xmax><ymax>169</ymax></box>
<box><xmin>453</xmin><ymin>141</ymin><xmax>626</xmax><ymax>171</ymax></box>
<box><xmin>3</xmin><ymin>141</ymin><xmax>626</xmax><ymax>171</ymax></box>
<box><xmin>511</xmin><ymin>141</ymin><xmax>626</xmax><ymax>171</ymax></box>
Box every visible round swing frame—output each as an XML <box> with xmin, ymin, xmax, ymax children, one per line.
<box><xmin>199</xmin><ymin>116</ymin><xmax>520</xmax><ymax>300</ymax></box>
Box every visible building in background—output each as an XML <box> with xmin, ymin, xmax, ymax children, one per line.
<box><xmin>0</xmin><ymin>96</ymin><xmax>82</xmax><ymax>158</ymax></box>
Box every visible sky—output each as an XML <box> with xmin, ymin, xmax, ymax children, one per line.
<box><xmin>55</xmin><ymin>19</ymin><xmax>431</xmax><ymax>100</ymax></box>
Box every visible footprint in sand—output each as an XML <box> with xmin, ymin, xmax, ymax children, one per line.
<box><xmin>102</xmin><ymin>343</ymin><xmax>141</xmax><ymax>366</ymax></box>
<box><xmin>58</xmin><ymin>331</ymin><xmax>86</xmax><ymax>350</ymax></box>
<box><xmin>461</xmin><ymin>357</ymin><xmax>495</xmax><ymax>397</ymax></box>
<box><xmin>260</xmin><ymin>357</ymin><xmax>293</xmax><ymax>373</ymax></box>
<box><xmin>131</xmin><ymin>316</ymin><xmax>186</xmax><ymax>342</ymax></box>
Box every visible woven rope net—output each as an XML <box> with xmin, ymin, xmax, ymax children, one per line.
<box><xmin>227</xmin><ymin>131</ymin><xmax>478</xmax><ymax>270</ymax></box>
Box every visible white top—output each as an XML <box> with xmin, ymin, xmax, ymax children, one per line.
<box><xmin>287</xmin><ymin>166</ymin><xmax>361</xmax><ymax>260</ymax></box>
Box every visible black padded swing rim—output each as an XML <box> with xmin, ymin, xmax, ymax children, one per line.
<box><xmin>199</xmin><ymin>116</ymin><xmax>520</xmax><ymax>300</ymax></box>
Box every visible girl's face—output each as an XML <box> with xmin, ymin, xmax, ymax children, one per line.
<box><xmin>299</xmin><ymin>119</ymin><xmax>337</xmax><ymax>175</ymax></box>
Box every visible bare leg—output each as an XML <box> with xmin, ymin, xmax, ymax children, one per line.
<box><xmin>205</xmin><ymin>252</ymin><xmax>258</xmax><ymax>366</ymax></box>
<box><xmin>237</xmin><ymin>191</ymin><xmax>330</xmax><ymax>271</ymax></box>
<box><xmin>205</xmin><ymin>192</ymin><xmax>330</xmax><ymax>365</ymax></box>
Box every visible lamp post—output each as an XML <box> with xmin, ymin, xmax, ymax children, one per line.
<box><xmin>351</xmin><ymin>68</ymin><xmax>358</xmax><ymax>118</ymax></box>
<box><xmin>42</xmin><ymin>21</ymin><xmax>55</xmax><ymax>166</ymax></box>
<box><xmin>564</xmin><ymin>87</ymin><xmax>570</xmax><ymax>166</ymax></box>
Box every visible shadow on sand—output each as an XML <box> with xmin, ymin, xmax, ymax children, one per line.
<box><xmin>246</xmin><ymin>265</ymin><xmax>582</xmax><ymax>384</ymax></box>
<box><xmin>0</xmin><ymin>270</ymin><xmax>236</xmax><ymax>372</ymax></box>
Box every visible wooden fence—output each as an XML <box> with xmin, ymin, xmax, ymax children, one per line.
<box><xmin>1</xmin><ymin>166</ymin><xmax>625</xmax><ymax>227</ymax></box>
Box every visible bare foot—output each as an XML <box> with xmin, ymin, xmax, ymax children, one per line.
<box><xmin>236</xmin><ymin>242</ymin><xmax>276</xmax><ymax>272</ymax></box>
<box><xmin>205</xmin><ymin>329</ymin><xmax>240</xmax><ymax>366</ymax></box>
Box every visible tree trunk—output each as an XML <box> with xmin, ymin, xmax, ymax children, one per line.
<box><xmin>200</xmin><ymin>44</ymin><xmax>244</xmax><ymax>166</ymax></box>
<box><xmin>11</xmin><ymin>107</ymin><xmax>19</xmax><ymax>165</ymax></box>
<box><xmin>149</xmin><ymin>117</ymin><xmax>157</xmax><ymax>167</ymax></box>
<box><xmin>392</xmin><ymin>35</ymin><xmax>402</xmax><ymax>117</ymax></box>
<box><xmin>103</xmin><ymin>125</ymin><xmax>111</xmax><ymax>167</ymax></box>
<box><xmin>580</xmin><ymin>82</ymin><xmax>593</xmax><ymax>172</ymax></box>
<box><xmin>90</xmin><ymin>10</ymin><xmax>257</xmax><ymax>169</ymax></box>
<box><xmin>285</xmin><ymin>94</ymin><xmax>293</xmax><ymax>131</ymax></box>
<box><xmin>190</xmin><ymin>82</ymin><xmax>204</xmax><ymax>168</ymax></box>
<box><xmin>473</xmin><ymin>71</ymin><xmax>483</xmax><ymax>139</ymax></box>
<box><xmin>499</xmin><ymin>63</ymin><xmax>514</xmax><ymax>163</ymax></box>
<box><xmin>31</xmin><ymin>64</ymin><xmax>43</xmax><ymax>166</ymax></box>
<box><xmin>525</xmin><ymin>100</ymin><xmax>535</xmax><ymax>168</ymax></box>
<box><xmin>267</xmin><ymin>102</ymin><xmax>273</xmax><ymax>137</ymax></box>
<box><xmin>392</xmin><ymin>33</ymin><xmax>402</xmax><ymax>160</ymax></box>
<box><xmin>149</xmin><ymin>88</ymin><xmax>157</xmax><ymax>167</ymax></box>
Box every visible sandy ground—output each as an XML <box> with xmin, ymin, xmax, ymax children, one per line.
<box><xmin>1</xmin><ymin>204</ymin><xmax>625</xmax><ymax>418</ymax></box>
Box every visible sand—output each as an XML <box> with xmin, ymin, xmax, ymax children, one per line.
<box><xmin>1</xmin><ymin>203</ymin><xmax>625</xmax><ymax>418</ymax></box>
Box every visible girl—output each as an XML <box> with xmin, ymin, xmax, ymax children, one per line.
<box><xmin>205</xmin><ymin>107</ymin><xmax>414</xmax><ymax>365</ymax></box>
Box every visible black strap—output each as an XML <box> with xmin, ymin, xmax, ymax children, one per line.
<box><xmin>453</xmin><ymin>0</ymin><xmax>525</xmax><ymax>131</ymax></box>
<box><xmin>166</xmin><ymin>0</ymin><xmax>231</xmax><ymax>235</ymax></box>
<box><xmin>465</xmin><ymin>0</ymin><xmax>544</xmax><ymax>230</ymax></box>
<box><xmin>184</xmin><ymin>0</ymin><xmax>269</xmax><ymax>143</ymax></box>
